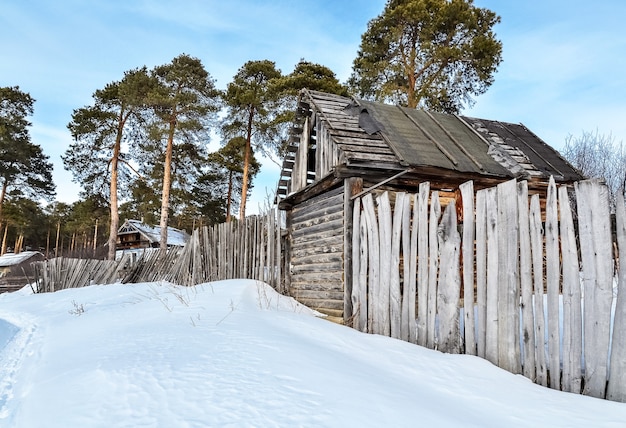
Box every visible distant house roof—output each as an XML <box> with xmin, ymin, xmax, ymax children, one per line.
<box><xmin>117</xmin><ymin>220</ymin><xmax>189</xmax><ymax>247</ymax></box>
<box><xmin>0</xmin><ymin>251</ymin><xmax>44</xmax><ymax>268</ymax></box>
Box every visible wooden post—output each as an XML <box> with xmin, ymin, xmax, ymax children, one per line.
<box><xmin>529</xmin><ymin>194</ymin><xmax>548</xmax><ymax>386</ymax></box>
<box><xmin>460</xmin><ymin>181</ymin><xmax>476</xmax><ymax>355</ymax></box>
<box><xmin>576</xmin><ymin>179</ymin><xmax>613</xmax><ymax>398</ymax></box>
<box><xmin>351</xmin><ymin>196</ymin><xmax>366</xmax><ymax>332</ymax></box>
<box><xmin>377</xmin><ymin>192</ymin><xmax>392</xmax><ymax>337</ymax></box>
<box><xmin>484</xmin><ymin>187</ymin><xmax>499</xmax><ymax>366</ymax></box>
<box><xmin>407</xmin><ymin>193</ymin><xmax>419</xmax><ymax>344</ymax></box>
<box><xmin>475</xmin><ymin>189</ymin><xmax>487</xmax><ymax>359</ymax></box>
<box><xmin>497</xmin><ymin>179</ymin><xmax>521</xmax><ymax>374</ymax></box>
<box><xmin>345</xmin><ymin>178</ymin><xmax>362</xmax><ymax>323</ymax></box>
<box><xmin>559</xmin><ymin>185</ymin><xmax>582</xmax><ymax>394</ymax></box>
<box><xmin>436</xmin><ymin>200</ymin><xmax>461</xmax><ymax>354</ymax></box>
<box><xmin>400</xmin><ymin>194</ymin><xmax>414</xmax><ymax>342</ymax></box>
<box><xmin>545</xmin><ymin>177</ymin><xmax>560</xmax><ymax>389</ymax></box>
<box><xmin>608</xmin><ymin>193</ymin><xmax>626</xmax><ymax>402</ymax></box>
<box><xmin>390</xmin><ymin>192</ymin><xmax>406</xmax><ymax>339</ymax></box>
<box><xmin>416</xmin><ymin>182</ymin><xmax>430</xmax><ymax>347</ymax></box>
<box><xmin>362</xmin><ymin>193</ymin><xmax>379</xmax><ymax>334</ymax></box>
<box><xmin>426</xmin><ymin>191</ymin><xmax>441</xmax><ymax>349</ymax></box>
<box><xmin>518</xmin><ymin>181</ymin><xmax>536</xmax><ymax>380</ymax></box>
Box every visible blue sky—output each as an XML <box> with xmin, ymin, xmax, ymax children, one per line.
<box><xmin>3</xmin><ymin>0</ymin><xmax>626</xmax><ymax>213</ymax></box>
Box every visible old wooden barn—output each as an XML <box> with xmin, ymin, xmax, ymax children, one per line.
<box><xmin>276</xmin><ymin>89</ymin><xmax>583</xmax><ymax>323</ymax></box>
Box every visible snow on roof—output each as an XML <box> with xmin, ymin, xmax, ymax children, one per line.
<box><xmin>0</xmin><ymin>251</ymin><xmax>43</xmax><ymax>268</ymax></box>
<box><xmin>120</xmin><ymin>220</ymin><xmax>189</xmax><ymax>246</ymax></box>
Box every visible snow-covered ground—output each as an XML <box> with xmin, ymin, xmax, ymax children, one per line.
<box><xmin>1</xmin><ymin>280</ymin><xmax>625</xmax><ymax>427</ymax></box>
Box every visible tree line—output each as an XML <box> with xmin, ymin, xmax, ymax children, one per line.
<box><xmin>10</xmin><ymin>0</ymin><xmax>622</xmax><ymax>260</ymax></box>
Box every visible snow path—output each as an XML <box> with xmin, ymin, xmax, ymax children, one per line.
<box><xmin>0</xmin><ymin>318</ymin><xmax>37</xmax><ymax>421</ymax></box>
<box><xmin>1</xmin><ymin>280</ymin><xmax>626</xmax><ymax>427</ymax></box>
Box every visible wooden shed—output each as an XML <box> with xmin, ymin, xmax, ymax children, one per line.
<box><xmin>0</xmin><ymin>251</ymin><xmax>45</xmax><ymax>292</ymax></box>
<box><xmin>276</xmin><ymin>89</ymin><xmax>583</xmax><ymax>322</ymax></box>
<box><xmin>116</xmin><ymin>219</ymin><xmax>189</xmax><ymax>260</ymax></box>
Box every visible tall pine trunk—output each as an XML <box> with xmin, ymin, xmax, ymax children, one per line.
<box><xmin>107</xmin><ymin>129</ymin><xmax>122</xmax><ymax>260</ymax></box>
<box><xmin>160</xmin><ymin>120</ymin><xmax>176</xmax><ymax>250</ymax></box>
<box><xmin>238</xmin><ymin>105</ymin><xmax>254</xmax><ymax>221</ymax></box>
<box><xmin>226</xmin><ymin>170</ymin><xmax>233</xmax><ymax>223</ymax></box>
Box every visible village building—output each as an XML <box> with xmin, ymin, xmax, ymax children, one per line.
<box><xmin>116</xmin><ymin>219</ymin><xmax>189</xmax><ymax>261</ymax></box>
<box><xmin>0</xmin><ymin>251</ymin><xmax>45</xmax><ymax>292</ymax></box>
<box><xmin>276</xmin><ymin>89</ymin><xmax>584</xmax><ymax>322</ymax></box>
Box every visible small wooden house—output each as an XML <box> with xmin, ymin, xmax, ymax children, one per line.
<box><xmin>276</xmin><ymin>89</ymin><xmax>583</xmax><ymax>322</ymax></box>
<box><xmin>116</xmin><ymin>219</ymin><xmax>189</xmax><ymax>259</ymax></box>
<box><xmin>0</xmin><ymin>251</ymin><xmax>45</xmax><ymax>292</ymax></box>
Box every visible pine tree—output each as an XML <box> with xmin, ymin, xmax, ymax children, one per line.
<box><xmin>349</xmin><ymin>0</ymin><xmax>502</xmax><ymax>113</ymax></box>
<box><xmin>64</xmin><ymin>67</ymin><xmax>154</xmax><ymax>259</ymax></box>
<box><xmin>148</xmin><ymin>54</ymin><xmax>221</xmax><ymax>249</ymax></box>
<box><xmin>0</xmin><ymin>86</ymin><xmax>55</xmax><ymax>225</ymax></box>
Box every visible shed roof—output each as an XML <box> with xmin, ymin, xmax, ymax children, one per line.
<box><xmin>0</xmin><ymin>251</ymin><xmax>43</xmax><ymax>268</ymax></box>
<box><xmin>355</xmin><ymin>100</ymin><xmax>511</xmax><ymax>177</ymax></box>
<box><xmin>277</xmin><ymin>90</ymin><xmax>584</xmax><ymax>201</ymax></box>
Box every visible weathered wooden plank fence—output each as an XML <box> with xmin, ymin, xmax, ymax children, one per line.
<box><xmin>32</xmin><ymin>210</ymin><xmax>283</xmax><ymax>293</ymax></box>
<box><xmin>351</xmin><ymin>177</ymin><xmax>626</xmax><ymax>401</ymax></box>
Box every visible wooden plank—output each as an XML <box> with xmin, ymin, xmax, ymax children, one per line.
<box><xmin>377</xmin><ymin>191</ymin><xmax>392</xmax><ymax>337</ymax></box>
<box><xmin>344</xmin><ymin>178</ymin><xmax>360</xmax><ymax>322</ymax></box>
<box><xmin>545</xmin><ymin>176</ymin><xmax>560</xmax><ymax>390</ymax></box>
<box><xmin>518</xmin><ymin>181</ymin><xmax>536</xmax><ymax>381</ymax></box>
<box><xmin>353</xmin><ymin>197</ymin><xmax>368</xmax><ymax>332</ymax></box>
<box><xmin>475</xmin><ymin>189</ymin><xmax>487</xmax><ymax>358</ymax></box>
<box><xmin>460</xmin><ymin>181</ymin><xmax>476</xmax><ymax>355</ymax></box>
<box><xmin>497</xmin><ymin>179</ymin><xmax>521</xmax><ymax>374</ymax></box>
<box><xmin>390</xmin><ymin>192</ymin><xmax>405</xmax><ymax>339</ymax></box>
<box><xmin>576</xmin><ymin>179</ymin><xmax>613</xmax><ymax>398</ymax></box>
<box><xmin>351</xmin><ymin>195</ymin><xmax>362</xmax><ymax>330</ymax></box>
<box><xmin>529</xmin><ymin>194</ymin><xmax>548</xmax><ymax>387</ymax></box>
<box><xmin>291</xmin><ymin>218</ymin><xmax>344</xmax><ymax>239</ymax></box>
<box><xmin>484</xmin><ymin>187</ymin><xmax>499</xmax><ymax>366</ymax></box>
<box><xmin>362</xmin><ymin>193</ymin><xmax>379</xmax><ymax>334</ymax></box>
<box><xmin>436</xmin><ymin>200</ymin><xmax>462</xmax><ymax>354</ymax></box>
<box><xmin>559</xmin><ymin>185</ymin><xmax>582</xmax><ymax>394</ymax></box>
<box><xmin>426</xmin><ymin>191</ymin><xmax>441</xmax><ymax>349</ymax></box>
<box><xmin>416</xmin><ymin>182</ymin><xmax>430</xmax><ymax>347</ymax></box>
<box><xmin>400</xmin><ymin>193</ymin><xmax>414</xmax><ymax>342</ymax></box>
<box><xmin>608</xmin><ymin>193</ymin><xmax>626</xmax><ymax>402</ymax></box>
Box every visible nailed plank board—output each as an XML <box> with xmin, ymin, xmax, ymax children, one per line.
<box><xmin>390</xmin><ymin>192</ymin><xmax>405</xmax><ymax>339</ymax></box>
<box><xmin>545</xmin><ymin>177</ymin><xmax>560</xmax><ymax>389</ymax></box>
<box><xmin>426</xmin><ymin>191</ymin><xmax>441</xmax><ymax>349</ymax></box>
<box><xmin>559</xmin><ymin>185</ymin><xmax>582</xmax><ymax>394</ymax></box>
<box><xmin>460</xmin><ymin>181</ymin><xmax>476</xmax><ymax>355</ymax></box>
<box><xmin>377</xmin><ymin>192</ymin><xmax>392</xmax><ymax>337</ymax></box>
<box><xmin>416</xmin><ymin>182</ymin><xmax>430</xmax><ymax>347</ymax></box>
<box><xmin>436</xmin><ymin>200</ymin><xmax>462</xmax><ymax>354</ymax></box>
<box><xmin>497</xmin><ymin>179</ymin><xmax>521</xmax><ymax>374</ymax></box>
<box><xmin>401</xmin><ymin>193</ymin><xmax>414</xmax><ymax>342</ymax></box>
<box><xmin>475</xmin><ymin>189</ymin><xmax>487</xmax><ymax>359</ymax></box>
<box><xmin>484</xmin><ymin>187</ymin><xmax>499</xmax><ymax>366</ymax></box>
<box><xmin>517</xmin><ymin>181</ymin><xmax>536</xmax><ymax>380</ymax></box>
<box><xmin>529</xmin><ymin>194</ymin><xmax>548</xmax><ymax>387</ymax></box>
<box><xmin>362</xmin><ymin>193</ymin><xmax>379</xmax><ymax>333</ymax></box>
<box><xmin>576</xmin><ymin>179</ymin><xmax>613</xmax><ymax>398</ymax></box>
<box><xmin>608</xmin><ymin>193</ymin><xmax>626</xmax><ymax>402</ymax></box>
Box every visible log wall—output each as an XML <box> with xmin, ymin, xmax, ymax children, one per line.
<box><xmin>286</xmin><ymin>186</ymin><xmax>345</xmax><ymax>319</ymax></box>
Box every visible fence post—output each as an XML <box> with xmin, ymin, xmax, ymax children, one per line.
<box><xmin>608</xmin><ymin>193</ymin><xmax>626</xmax><ymax>402</ymax></box>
